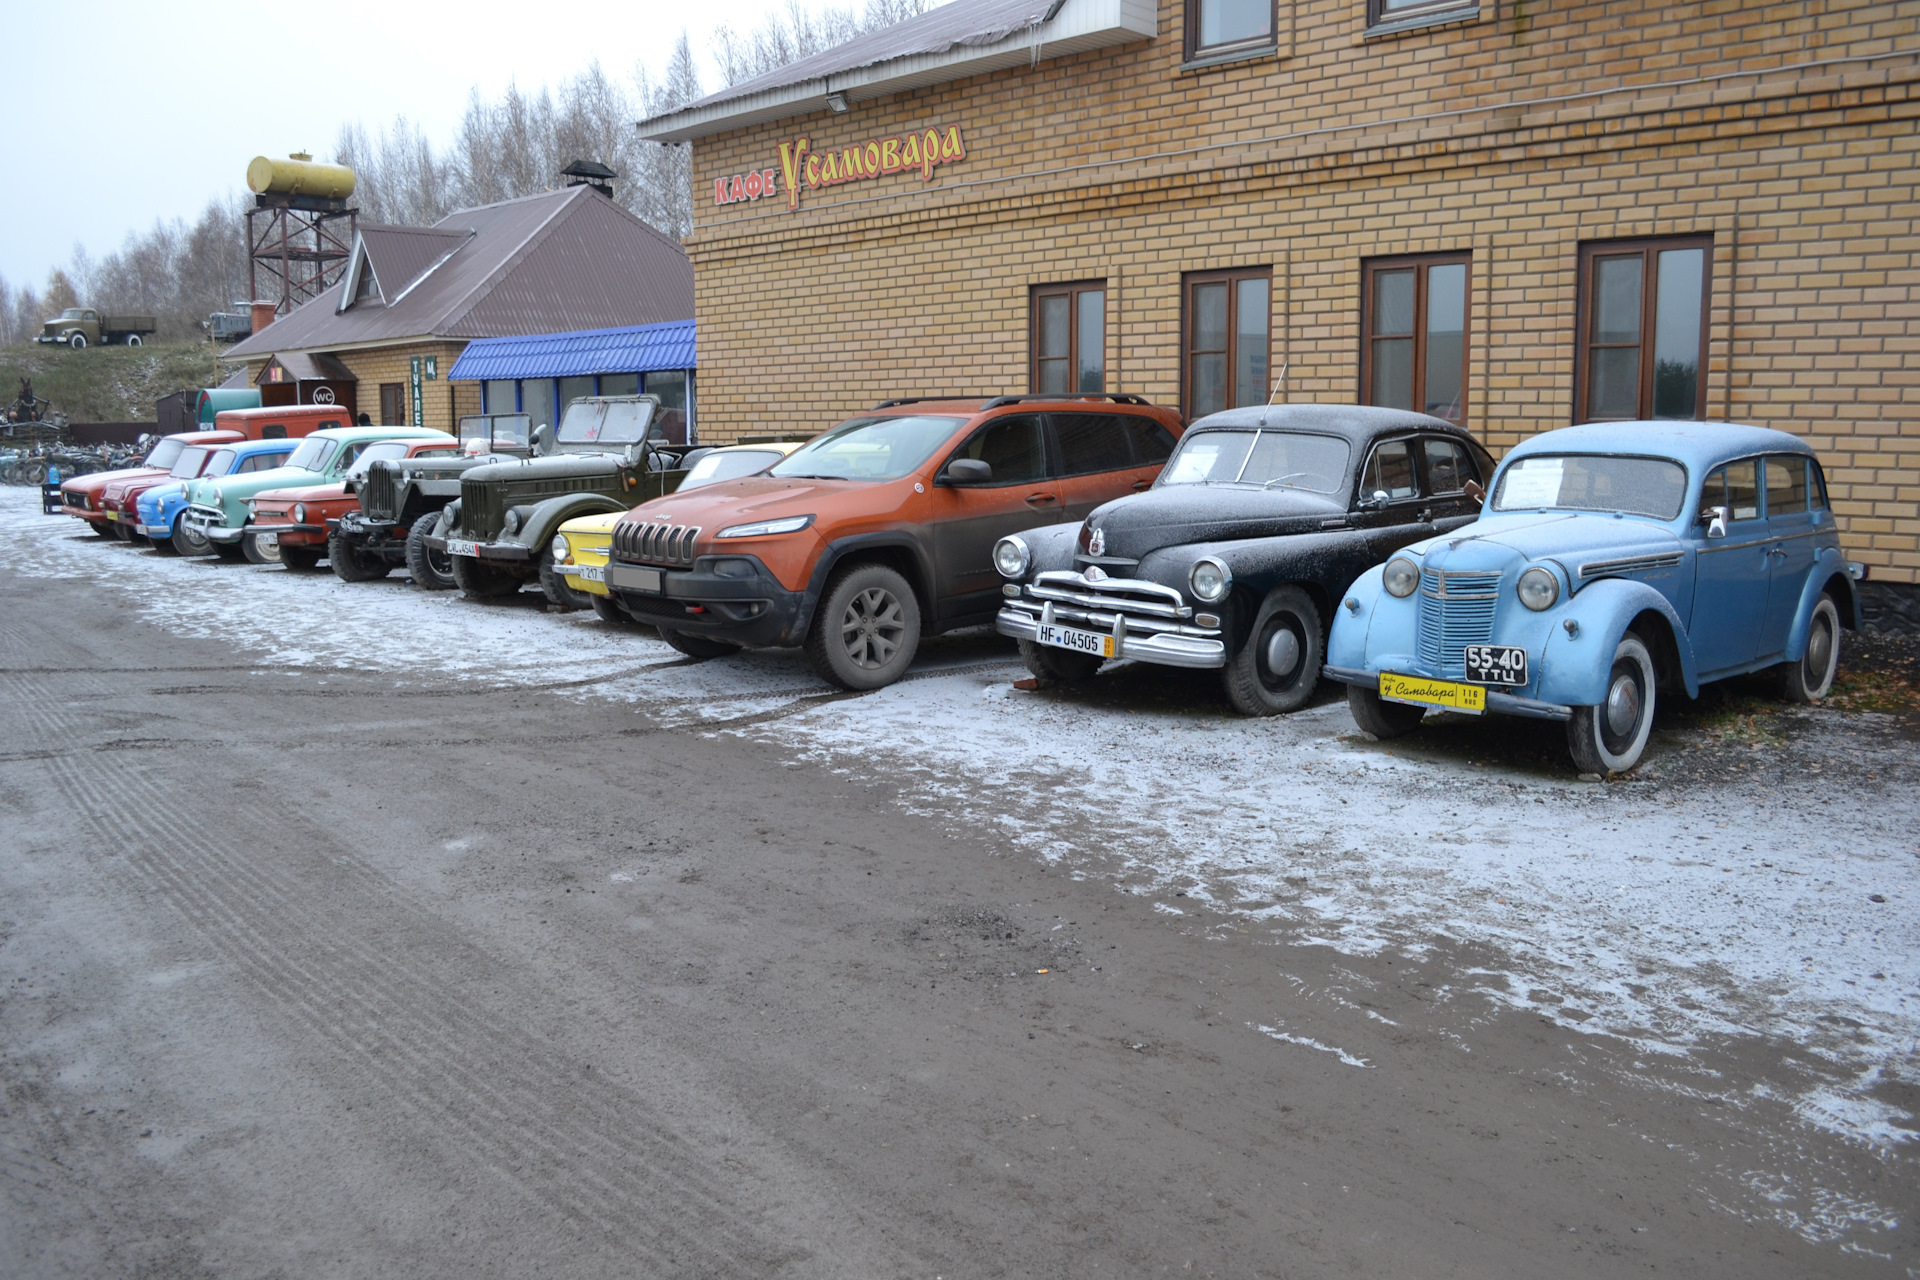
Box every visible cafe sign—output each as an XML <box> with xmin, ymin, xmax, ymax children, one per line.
<box><xmin>712</xmin><ymin>124</ymin><xmax>968</xmax><ymax>213</ymax></box>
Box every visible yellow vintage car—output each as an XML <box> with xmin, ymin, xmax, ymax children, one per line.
<box><xmin>553</xmin><ymin>440</ymin><xmax>804</xmax><ymax>624</ymax></box>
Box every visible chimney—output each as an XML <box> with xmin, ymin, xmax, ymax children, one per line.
<box><xmin>250</xmin><ymin>300</ymin><xmax>279</xmax><ymax>335</ymax></box>
<box><xmin>561</xmin><ymin>159</ymin><xmax>617</xmax><ymax>200</ymax></box>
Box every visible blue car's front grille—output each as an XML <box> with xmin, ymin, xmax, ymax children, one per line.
<box><xmin>1416</xmin><ymin>569</ymin><xmax>1502</xmax><ymax>674</ymax></box>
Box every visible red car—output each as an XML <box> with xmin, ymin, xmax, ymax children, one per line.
<box><xmin>61</xmin><ymin>430</ymin><xmax>244</xmax><ymax>537</ymax></box>
<box><xmin>244</xmin><ymin>436</ymin><xmax>458</xmax><ymax>571</ymax></box>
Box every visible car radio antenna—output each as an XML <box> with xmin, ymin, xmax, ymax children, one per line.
<box><xmin>1260</xmin><ymin>361</ymin><xmax>1289</xmax><ymax>426</ymax></box>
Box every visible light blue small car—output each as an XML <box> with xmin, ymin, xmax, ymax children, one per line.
<box><xmin>136</xmin><ymin>439</ymin><xmax>297</xmax><ymax>552</ymax></box>
<box><xmin>1325</xmin><ymin>421</ymin><xmax>1864</xmax><ymax>774</ymax></box>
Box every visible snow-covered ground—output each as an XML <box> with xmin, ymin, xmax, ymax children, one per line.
<box><xmin>9</xmin><ymin>491</ymin><xmax>1915</xmax><ymax>1248</ymax></box>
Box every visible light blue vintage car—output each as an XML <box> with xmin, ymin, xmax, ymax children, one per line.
<box><xmin>135</xmin><ymin>439</ymin><xmax>298</xmax><ymax>553</ymax></box>
<box><xmin>1324</xmin><ymin>421</ymin><xmax>1864</xmax><ymax>774</ymax></box>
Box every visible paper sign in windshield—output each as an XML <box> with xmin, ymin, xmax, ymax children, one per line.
<box><xmin>1501</xmin><ymin>458</ymin><xmax>1565</xmax><ymax>508</ymax></box>
<box><xmin>1167</xmin><ymin>442</ymin><xmax>1226</xmax><ymax>485</ymax></box>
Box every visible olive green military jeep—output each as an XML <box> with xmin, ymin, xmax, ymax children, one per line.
<box><xmin>332</xmin><ymin>413</ymin><xmax>533</xmax><ymax>588</ymax></box>
<box><xmin>427</xmin><ymin>396</ymin><xmax>691</xmax><ymax>605</ymax></box>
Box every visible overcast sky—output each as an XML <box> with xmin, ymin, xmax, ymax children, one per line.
<box><xmin>0</xmin><ymin>0</ymin><xmax>797</xmax><ymax>293</ymax></box>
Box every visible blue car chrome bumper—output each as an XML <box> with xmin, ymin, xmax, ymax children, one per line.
<box><xmin>1321</xmin><ymin>664</ymin><xmax>1574</xmax><ymax>722</ymax></box>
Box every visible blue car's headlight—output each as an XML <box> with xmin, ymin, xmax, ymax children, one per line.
<box><xmin>1383</xmin><ymin>557</ymin><xmax>1420</xmax><ymax>599</ymax></box>
<box><xmin>1517</xmin><ymin>566</ymin><xmax>1560</xmax><ymax>611</ymax></box>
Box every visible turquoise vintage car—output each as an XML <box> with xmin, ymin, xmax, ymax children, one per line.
<box><xmin>177</xmin><ymin>426</ymin><xmax>449</xmax><ymax>559</ymax></box>
<box><xmin>136</xmin><ymin>439</ymin><xmax>300</xmax><ymax>553</ymax></box>
<box><xmin>1325</xmin><ymin>421</ymin><xmax>1864</xmax><ymax>774</ymax></box>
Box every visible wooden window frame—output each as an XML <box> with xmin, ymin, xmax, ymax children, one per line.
<box><xmin>1181</xmin><ymin>267</ymin><xmax>1273</xmax><ymax>422</ymax></box>
<box><xmin>1030</xmin><ymin>281</ymin><xmax>1107</xmax><ymax>396</ymax></box>
<box><xmin>1574</xmin><ymin>236</ymin><xmax>1713</xmax><ymax>424</ymax></box>
<box><xmin>1358</xmin><ymin>252</ymin><xmax>1472</xmax><ymax>427</ymax></box>
<box><xmin>1184</xmin><ymin>0</ymin><xmax>1279</xmax><ymax>61</ymax></box>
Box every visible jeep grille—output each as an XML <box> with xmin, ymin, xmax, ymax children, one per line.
<box><xmin>612</xmin><ymin>520</ymin><xmax>700</xmax><ymax>567</ymax></box>
<box><xmin>362</xmin><ymin>460</ymin><xmax>405</xmax><ymax>521</ymax></box>
<box><xmin>458</xmin><ymin>476</ymin><xmax>506</xmax><ymax>541</ymax></box>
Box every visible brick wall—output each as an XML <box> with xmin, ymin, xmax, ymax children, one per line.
<box><xmin>682</xmin><ymin>0</ymin><xmax>1920</xmax><ymax>581</ymax></box>
<box><xmin>245</xmin><ymin>342</ymin><xmax>480</xmax><ymax>434</ymax></box>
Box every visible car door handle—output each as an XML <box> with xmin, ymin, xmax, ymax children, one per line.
<box><xmin>1132</xmin><ymin>480</ymin><xmax>1151</xmax><ymax>492</ymax></box>
<box><xmin>1024</xmin><ymin>493</ymin><xmax>1060</xmax><ymax>507</ymax></box>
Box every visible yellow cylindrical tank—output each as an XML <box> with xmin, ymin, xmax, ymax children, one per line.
<box><xmin>246</xmin><ymin>154</ymin><xmax>357</xmax><ymax>200</ymax></box>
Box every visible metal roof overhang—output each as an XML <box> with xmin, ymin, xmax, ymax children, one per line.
<box><xmin>447</xmin><ymin>319</ymin><xmax>697</xmax><ymax>382</ymax></box>
<box><xmin>636</xmin><ymin>0</ymin><xmax>1156</xmax><ymax>143</ymax></box>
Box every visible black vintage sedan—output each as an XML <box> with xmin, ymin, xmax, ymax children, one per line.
<box><xmin>992</xmin><ymin>405</ymin><xmax>1495</xmax><ymax>715</ymax></box>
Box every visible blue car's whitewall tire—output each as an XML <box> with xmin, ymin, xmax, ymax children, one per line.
<box><xmin>1567</xmin><ymin>634</ymin><xmax>1656</xmax><ymax>776</ymax></box>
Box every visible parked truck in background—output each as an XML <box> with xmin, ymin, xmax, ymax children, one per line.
<box><xmin>38</xmin><ymin>307</ymin><xmax>158</xmax><ymax>349</ymax></box>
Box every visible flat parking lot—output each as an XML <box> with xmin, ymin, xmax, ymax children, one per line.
<box><xmin>2</xmin><ymin>487</ymin><xmax>1914</xmax><ymax>1276</ymax></box>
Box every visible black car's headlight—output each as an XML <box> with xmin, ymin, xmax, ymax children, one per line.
<box><xmin>994</xmin><ymin>535</ymin><xmax>1030</xmax><ymax>579</ymax></box>
<box><xmin>1189</xmin><ymin>557</ymin><xmax>1231</xmax><ymax>604</ymax></box>
<box><xmin>1383</xmin><ymin>557</ymin><xmax>1420</xmax><ymax>598</ymax></box>
<box><xmin>1517</xmin><ymin>566</ymin><xmax>1560</xmax><ymax>611</ymax></box>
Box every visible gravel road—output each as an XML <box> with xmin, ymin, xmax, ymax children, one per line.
<box><xmin>1</xmin><ymin>491</ymin><xmax>1913</xmax><ymax>1277</ymax></box>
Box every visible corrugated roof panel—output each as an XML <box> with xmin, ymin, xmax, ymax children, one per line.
<box><xmin>446</xmin><ymin>320</ymin><xmax>697</xmax><ymax>381</ymax></box>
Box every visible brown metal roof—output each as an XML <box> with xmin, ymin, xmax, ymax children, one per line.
<box><xmin>228</xmin><ymin>186</ymin><xmax>694</xmax><ymax>359</ymax></box>
<box><xmin>259</xmin><ymin>351</ymin><xmax>356</xmax><ymax>383</ymax></box>
<box><xmin>358</xmin><ymin>225</ymin><xmax>473</xmax><ymax>301</ymax></box>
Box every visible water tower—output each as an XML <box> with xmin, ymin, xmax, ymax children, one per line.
<box><xmin>245</xmin><ymin>153</ymin><xmax>358</xmax><ymax>315</ymax></box>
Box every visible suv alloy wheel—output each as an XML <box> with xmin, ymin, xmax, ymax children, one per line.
<box><xmin>805</xmin><ymin>563</ymin><xmax>922</xmax><ymax>691</ymax></box>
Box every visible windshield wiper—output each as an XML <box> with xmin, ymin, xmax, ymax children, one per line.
<box><xmin>772</xmin><ymin>473</ymin><xmax>848</xmax><ymax>480</ymax></box>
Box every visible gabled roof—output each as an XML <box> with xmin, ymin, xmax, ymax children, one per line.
<box><xmin>447</xmin><ymin>319</ymin><xmax>697</xmax><ymax>382</ymax></box>
<box><xmin>258</xmin><ymin>351</ymin><xmax>356</xmax><ymax>383</ymax></box>
<box><xmin>341</xmin><ymin>225</ymin><xmax>473</xmax><ymax>309</ymax></box>
<box><xmin>229</xmin><ymin>185</ymin><xmax>694</xmax><ymax>358</ymax></box>
<box><xmin>637</xmin><ymin>0</ymin><xmax>1154</xmax><ymax>142</ymax></box>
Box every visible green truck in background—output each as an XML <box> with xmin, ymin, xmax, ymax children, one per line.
<box><xmin>38</xmin><ymin>307</ymin><xmax>158</xmax><ymax>349</ymax></box>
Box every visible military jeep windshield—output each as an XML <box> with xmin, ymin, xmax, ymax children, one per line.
<box><xmin>460</xmin><ymin>414</ymin><xmax>531</xmax><ymax>451</ymax></box>
<box><xmin>344</xmin><ymin>442</ymin><xmax>413</xmax><ymax>481</ymax></box>
<box><xmin>1161</xmin><ymin>429</ymin><xmax>1350</xmax><ymax>494</ymax></box>
<box><xmin>557</xmin><ymin>400</ymin><xmax>654</xmax><ymax>445</ymax></box>
<box><xmin>1491</xmin><ymin>454</ymin><xmax>1688</xmax><ymax>520</ymax></box>
<box><xmin>285</xmin><ymin>438</ymin><xmax>340</xmax><ymax>472</ymax></box>
<box><xmin>769</xmin><ymin>415</ymin><xmax>965</xmax><ymax>482</ymax></box>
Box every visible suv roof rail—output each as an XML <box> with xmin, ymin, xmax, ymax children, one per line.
<box><xmin>977</xmin><ymin>393</ymin><xmax>1152</xmax><ymax>409</ymax></box>
<box><xmin>871</xmin><ymin>395</ymin><xmax>999</xmax><ymax>409</ymax></box>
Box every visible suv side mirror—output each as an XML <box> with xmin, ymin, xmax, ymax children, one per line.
<box><xmin>1357</xmin><ymin>489</ymin><xmax>1390</xmax><ymax>511</ymax></box>
<box><xmin>942</xmin><ymin>458</ymin><xmax>992</xmax><ymax>485</ymax></box>
<box><xmin>1700</xmin><ymin>505</ymin><xmax>1729</xmax><ymax>539</ymax></box>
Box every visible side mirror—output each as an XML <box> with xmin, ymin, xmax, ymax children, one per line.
<box><xmin>1700</xmin><ymin>505</ymin><xmax>1729</xmax><ymax>539</ymax></box>
<box><xmin>942</xmin><ymin>458</ymin><xmax>993</xmax><ymax>485</ymax></box>
<box><xmin>1464</xmin><ymin>479</ymin><xmax>1485</xmax><ymax>507</ymax></box>
<box><xmin>532</xmin><ymin>424</ymin><xmax>552</xmax><ymax>455</ymax></box>
<box><xmin>1357</xmin><ymin>489</ymin><xmax>1390</xmax><ymax>511</ymax></box>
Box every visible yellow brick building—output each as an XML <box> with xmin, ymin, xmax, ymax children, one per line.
<box><xmin>642</xmin><ymin>0</ymin><xmax>1920</xmax><ymax>583</ymax></box>
<box><xmin>228</xmin><ymin>185</ymin><xmax>695</xmax><ymax>438</ymax></box>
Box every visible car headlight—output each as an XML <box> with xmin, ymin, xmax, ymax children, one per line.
<box><xmin>994</xmin><ymin>535</ymin><xmax>1030</xmax><ymax>579</ymax></box>
<box><xmin>551</xmin><ymin>534</ymin><xmax>569</xmax><ymax>562</ymax></box>
<box><xmin>502</xmin><ymin>509</ymin><xmax>521</xmax><ymax>535</ymax></box>
<box><xmin>1189</xmin><ymin>556</ymin><xmax>1231</xmax><ymax>603</ymax></box>
<box><xmin>1517</xmin><ymin>566</ymin><xmax>1560</xmax><ymax>611</ymax></box>
<box><xmin>293</xmin><ymin>503</ymin><xmax>306</xmax><ymax>524</ymax></box>
<box><xmin>717</xmin><ymin>515</ymin><xmax>813</xmax><ymax>538</ymax></box>
<box><xmin>1383</xmin><ymin>557</ymin><xmax>1420</xmax><ymax>598</ymax></box>
<box><xmin>247</xmin><ymin>500</ymin><xmax>258</xmax><ymax>517</ymax></box>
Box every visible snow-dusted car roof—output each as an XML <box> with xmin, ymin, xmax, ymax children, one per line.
<box><xmin>1505</xmin><ymin>421</ymin><xmax>1814</xmax><ymax>472</ymax></box>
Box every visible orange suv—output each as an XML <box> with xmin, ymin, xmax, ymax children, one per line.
<box><xmin>604</xmin><ymin>395</ymin><xmax>1185</xmax><ymax>688</ymax></box>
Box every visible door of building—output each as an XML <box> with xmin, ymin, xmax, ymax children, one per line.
<box><xmin>379</xmin><ymin>384</ymin><xmax>405</xmax><ymax>427</ymax></box>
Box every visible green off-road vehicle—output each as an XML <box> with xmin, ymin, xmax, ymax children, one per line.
<box><xmin>330</xmin><ymin>413</ymin><xmax>534</xmax><ymax>588</ymax></box>
<box><xmin>427</xmin><ymin>396</ymin><xmax>692</xmax><ymax>605</ymax></box>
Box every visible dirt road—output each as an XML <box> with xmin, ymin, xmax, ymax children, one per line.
<box><xmin>1</xmin><ymin>501</ymin><xmax>1912</xmax><ymax>1277</ymax></box>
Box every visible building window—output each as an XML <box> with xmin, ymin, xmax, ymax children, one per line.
<box><xmin>1031</xmin><ymin>282</ymin><xmax>1105</xmax><ymax>395</ymax></box>
<box><xmin>379</xmin><ymin>383</ymin><xmax>404</xmax><ymax>426</ymax></box>
<box><xmin>1576</xmin><ymin>236</ymin><xmax>1711</xmax><ymax>422</ymax></box>
<box><xmin>1183</xmin><ymin>269</ymin><xmax>1271</xmax><ymax>420</ymax></box>
<box><xmin>1187</xmin><ymin>0</ymin><xmax>1276</xmax><ymax>59</ymax></box>
<box><xmin>482</xmin><ymin>380</ymin><xmax>517</xmax><ymax>414</ymax></box>
<box><xmin>599</xmin><ymin>372</ymin><xmax>639</xmax><ymax>397</ymax></box>
<box><xmin>1360</xmin><ymin>254</ymin><xmax>1470</xmax><ymax>425</ymax></box>
<box><xmin>1367</xmin><ymin>0</ymin><xmax>1478</xmax><ymax>30</ymax></box>
<box><xmin>558</xmin><ymin>376</ymin><xmax>595</xmax><ymax>414</ymax></box>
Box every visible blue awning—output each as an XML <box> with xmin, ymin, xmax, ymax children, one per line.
<box><xmin>448</xmin><ymin>319</ymin><xmax>696</xmax><ymax>381</ymax></box>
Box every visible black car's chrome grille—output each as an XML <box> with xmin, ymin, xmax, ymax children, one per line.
<box><xmin>1415</xmin><ymin>569</ymin><xmax>1501</xmax><ymax>674</ymax></box>
<box><xmin>611</xmin><ymin>520</ymin><xmax>700</xmax><ymax>567</ymax></box>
